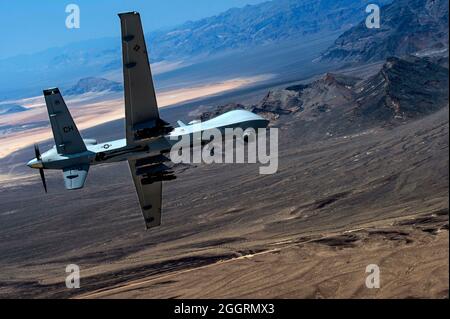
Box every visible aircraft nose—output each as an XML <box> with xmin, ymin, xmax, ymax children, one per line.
<box><xmin>27</xmin><ymin>158</ymin><xmax>43</xmax><ymax>169</ymax></box>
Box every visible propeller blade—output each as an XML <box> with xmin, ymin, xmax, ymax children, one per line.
<box><xmin>34</xmin><ymin>144</ymin><xmax>41</xmax><ymax>160</ymax></box>
<box><xmin>39</xmin><ymin>168</ymin><xmax>47</xmax><ymax>193</ymax></box>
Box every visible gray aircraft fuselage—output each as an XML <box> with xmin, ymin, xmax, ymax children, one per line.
<box><xmin>27</xmin><ymin>109</ymin><xmax>269</xmax><ymax>170</ymax></box>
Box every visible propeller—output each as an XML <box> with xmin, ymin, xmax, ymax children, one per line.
<box><xmin>34</xmin><ymin>144</ymin><xmax>47</xmax><ymax>193</ymax></box>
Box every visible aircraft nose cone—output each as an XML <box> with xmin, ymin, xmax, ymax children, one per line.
<box><xmin>27</xmin><ymin>158</ymin><xmax>43</xmax><ymax>169</ymax></box>
<box><xmin>26</xmin><ymin>159</ymin><xmax>36</xmax><ymax>168</ymax></box>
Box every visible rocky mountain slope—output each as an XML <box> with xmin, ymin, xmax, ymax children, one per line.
<box><xmin>321</xmin><ymin>0</ymin><xmax>449</xmax><ymax>62</ymax></box>
<box><xmin>353</xmin><ymin>56</ymin><xmax>449</xmax><ymax>121</ymax></box>
<box><xmin>201</xmin><ymin>56</ymin><xmax>449</xmax><ymax>136</ymax></box>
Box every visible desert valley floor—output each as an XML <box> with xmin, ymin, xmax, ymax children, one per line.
<box><xmin>0</xmin><ymin>81</ymin><xmax>448</xmax><ymax>297</ymax></box>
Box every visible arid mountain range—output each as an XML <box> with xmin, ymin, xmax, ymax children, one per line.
<box><xmin>0</xmin><ymin>0</ymin><xmax>391</xmax><ymax>99</ymax></box>
<box><xmin>201</xmin><ymin>56</ymin><xmax>449</xmax><ymax>135</ymax></box>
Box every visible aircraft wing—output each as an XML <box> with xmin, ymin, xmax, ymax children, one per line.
<box><xmin>128</xmin><ymin>159</ymin><xmax>162</xmax><ymax>229</ymax></box>
<box><xmin>63</xmin><ymin>164</ymin><xmax>89</xmax><ymax>190</ymax></box>
<box><xmin>43</xmin><ymin>88</ymin><xmax>87</xmax><ymax>155</ymax></box>
<box><xmin>119</xmin><ymin>12</ymin><xmax>162</xmax><ymax>145</ymax></box>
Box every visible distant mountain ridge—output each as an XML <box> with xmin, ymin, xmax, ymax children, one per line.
<box><xmin>148</xmin><ymin>0</ymin><xmax>391</xmax><ymax>62</ymax></box>
<box><xmin>321</xmin><ymin>0</ymin><xmax>449</xmax><ymax>62</ymax></box>
<box><xmin>65</xmin><ymin>77</ymin><xmax>123</xmax><ymax>96</ymax></box>
<box><xmin>0</xmin><ymin>0</ymin><xmax>390</xmax><ymax>99</ymax></box>
<box><xmin>0</xmin><ymin>104</ymin><xmax>27</xmax><ymax>115</ymax></box>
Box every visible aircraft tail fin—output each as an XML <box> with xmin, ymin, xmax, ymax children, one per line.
<box><xmin>43</xmin><ymin>88</ymin><xmax>87</xmax><ymax>155</ymax></box>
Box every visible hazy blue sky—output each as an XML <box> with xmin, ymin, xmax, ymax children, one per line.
<box><xmin>0</xmin><ymin>0</ymin><xmax>267</xmax><ymax>59</ymax></box>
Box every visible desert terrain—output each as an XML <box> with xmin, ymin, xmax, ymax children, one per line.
<box><xmin>0</xmin><ymin>0</ymin><xmax>448</xmax><ymax>300</ymax></box>
<box><xmin>0</xmin><ymin>68</ymin><xmax>448</xmax><ymax>297</ymax></box>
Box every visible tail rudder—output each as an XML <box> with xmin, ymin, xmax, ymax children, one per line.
<box><xmin>43</xmin><ymin>88</ymin><xmax>87</xmax><ymax>155</ymax></box>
